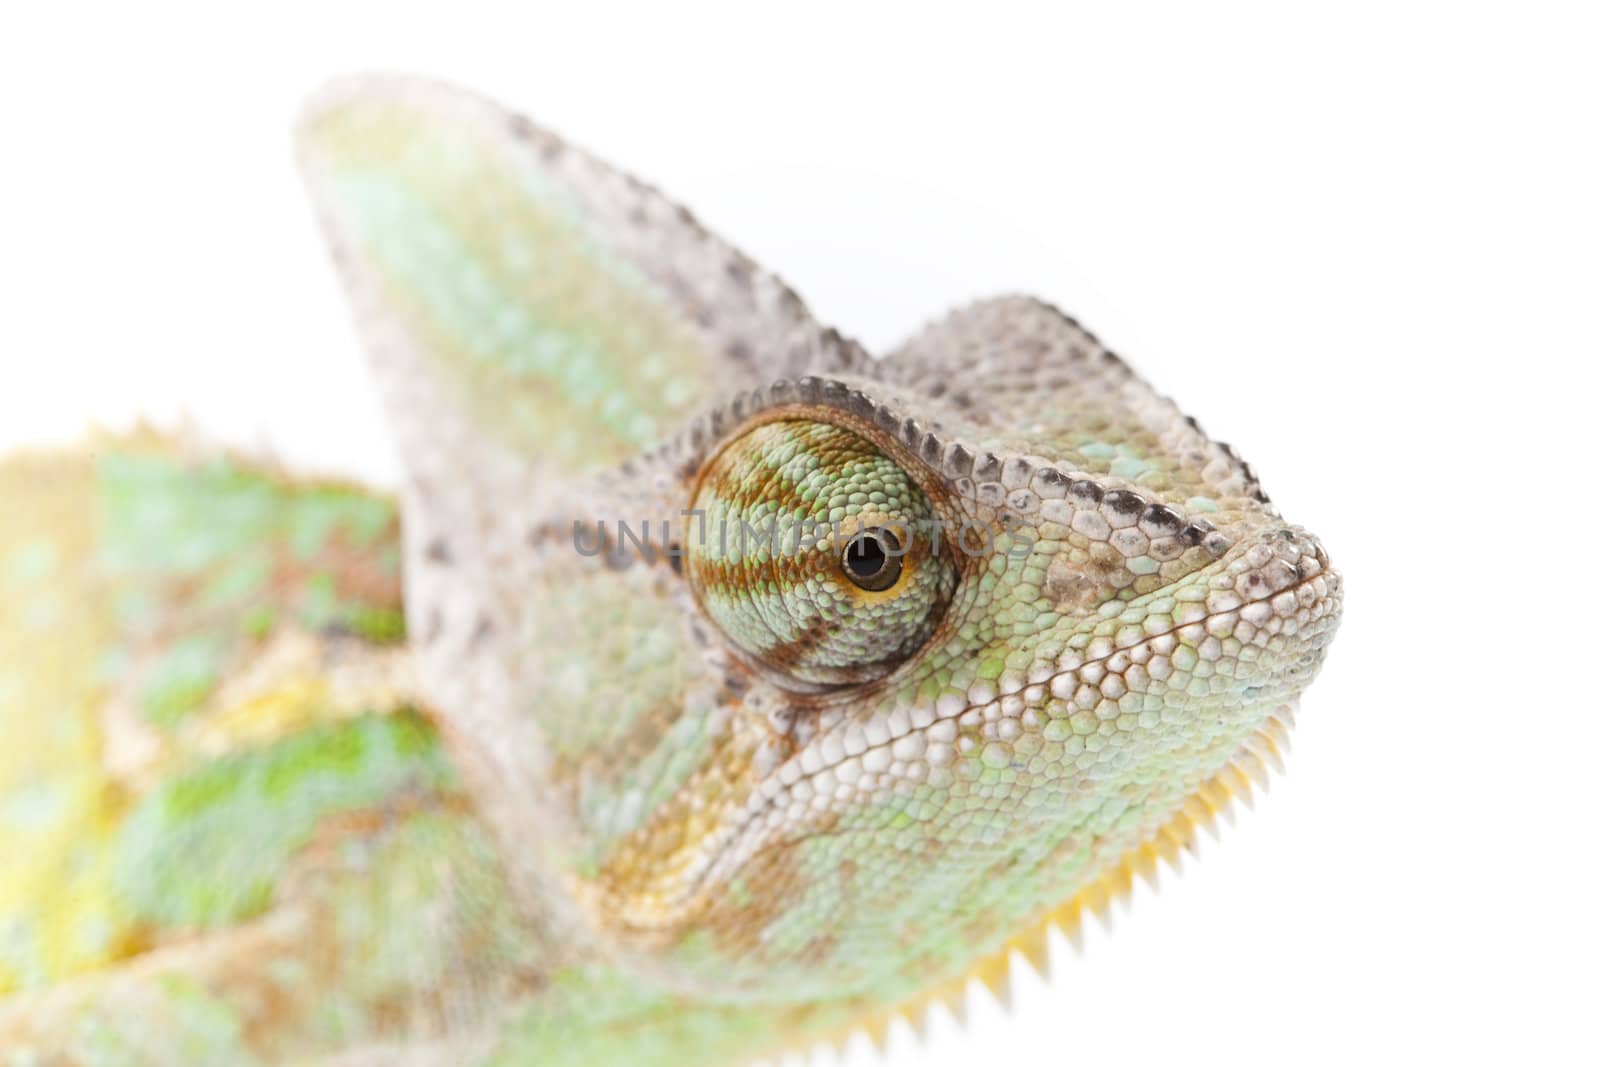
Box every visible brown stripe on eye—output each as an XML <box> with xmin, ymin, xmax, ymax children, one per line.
<box><xmin>756</xmin><ymin>618</ymin><xmax>841</xmax><ymax>669</ymax></box>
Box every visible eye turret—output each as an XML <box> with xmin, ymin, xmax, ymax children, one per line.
<box><xmin>685</xmin><ymin>420</ymin><xmax>956</xmax><ymax>688</ymax></box>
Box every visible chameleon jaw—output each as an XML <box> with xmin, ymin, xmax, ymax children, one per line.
<box><xmin>802</xmin><ymin>708</ymin><xmax>1299</xmax><ymax>1059</ymax></box>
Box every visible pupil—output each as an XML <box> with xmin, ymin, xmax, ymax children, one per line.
<box><xmin>847</xmin><ymin>535</ymin><xmax>886</xmax><ymax>577</ymax></box>
<box><xmin>842</xmin><ymin>527</ymin><xmax>902</xmax><ymax>591</ymax></box>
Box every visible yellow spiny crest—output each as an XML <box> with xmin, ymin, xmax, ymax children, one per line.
<box><xmin>816</xmin><ymin>719</ymin><xmax>1293</xmax><ymax>1060</ymax></box>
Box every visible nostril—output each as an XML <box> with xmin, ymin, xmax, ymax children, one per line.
<box><xmin>1264</xmin><ymin>559</ymin><xmax>1299</xmax><ymax>591</ymax></box>
<box><xmin>1277</xmin><ymin>526</ymin><xmax>1333</xmax><ymax>569</ymax></box>
<box><xmin>1268</xmin><ymin>529</ymin><xmax>1303</xmax><ymax>563</ymax></box>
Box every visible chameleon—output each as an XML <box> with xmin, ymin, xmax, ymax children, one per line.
<box><xmin>0</xmin><ymin>76</ymin><xmax>1342</xmax><ymax>1065</ymax></box>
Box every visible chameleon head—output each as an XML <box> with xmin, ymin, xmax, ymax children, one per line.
<box><xmin>297</xmin><ymin>77</ymin><xmax>1343</xmax><ymax>1021</ymax></box>
<box><xmin>571</xmin><ymin>372</ymin><xmax>1342</xmax><ymax>1003</ymax></box>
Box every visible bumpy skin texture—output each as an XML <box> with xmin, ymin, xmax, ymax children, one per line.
<box><xmin>0</xmin><ymin>77</ymin><xmax>1342</xmax><ymax>1065</ymax></box>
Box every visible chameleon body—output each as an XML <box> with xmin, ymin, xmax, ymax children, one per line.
<box><xmin>0</xmin><ymin>77</ymin><xmax>1343</xmax><ymax>1065</ymax></box>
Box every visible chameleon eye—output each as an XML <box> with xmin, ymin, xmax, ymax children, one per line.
<box><xmin>686</xmin><ymin>420</ymin><xmax>957</xmax><ymax>688</ymax></box>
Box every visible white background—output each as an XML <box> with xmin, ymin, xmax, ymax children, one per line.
<box><xmin>3</xmin><ymin>4</ymin><xmax>1597</xmax><ymax>1065</ymax></box>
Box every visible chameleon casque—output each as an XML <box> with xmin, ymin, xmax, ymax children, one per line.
<box><xmin>0</xmin><ymin>77</ymin><xmax>1342</xmax><ymax>1065</ymax></box>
